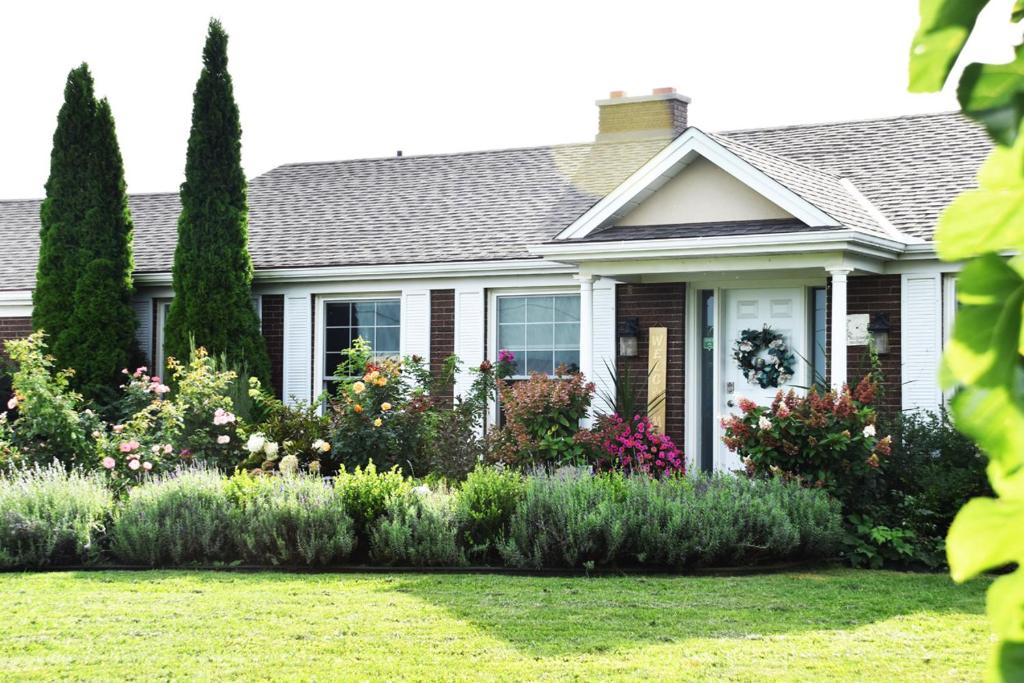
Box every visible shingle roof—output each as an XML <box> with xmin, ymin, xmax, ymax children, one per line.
<box><xmin>0</xmin><ymin>111</ymin><xmax>991</xmax><ymax>291</ymax></box>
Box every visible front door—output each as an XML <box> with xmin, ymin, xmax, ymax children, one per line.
<box><xmin>718</xmin><ymin>287</ymin><xmax>807</xmax><ymax>471</ymax></box>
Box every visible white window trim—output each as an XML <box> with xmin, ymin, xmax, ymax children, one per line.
<box><xmin>486</xmin><ymin>286</ymin><xmax>581</xmax><ymax>426</ymax></box>
<box><xmin>942</xmin><ymin>273</ymin><xmax>958</xmax><ymax>405</ymax></box>
<box><xmin>313</xmin><ymin>292</ymin><xmax>403</xmax><ymax>398</ymax></box>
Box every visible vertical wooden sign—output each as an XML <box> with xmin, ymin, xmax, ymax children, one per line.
<box><xmin>647</xmin><ymin>326</ymin><xmax>667</xmax><ymax>433</ymax></box>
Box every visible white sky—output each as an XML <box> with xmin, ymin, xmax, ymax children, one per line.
<box><xmin>0</xmin><ymin>0</ymin><xmax>1016</xmax><ymax>200</ymax></box>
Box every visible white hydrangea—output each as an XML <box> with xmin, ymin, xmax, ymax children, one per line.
<box><xmin>279</xmin><ymin>454</ymin><xmax>299</xmax><ymax>475</ymax></box>
<box><xmin>863</xmin><ymin>424</ymin><xmax>877</xmax><ymax>438</ymax></box>
<box><xmin>758</xmin><ymin>415</ymin><xmax>773</xmax><ymax>430</ymax></box>
<box><xmin>263</xmin><ymin>441</ymin><xmax>280</xmax><ymax>459</ymax></box>
<box><xmin>245</xmin><ymin>433</ymin><xmax>267</xmax><ymax>454</ymax></box>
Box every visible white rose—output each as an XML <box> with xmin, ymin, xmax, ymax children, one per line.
<box><xmin>246</xmin><ymin>433</ymin><xmax>266</xmax><ymax>453</ymax></box>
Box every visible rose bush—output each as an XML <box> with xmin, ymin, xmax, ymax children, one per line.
<box><xmin>592</xmin><ymin>413</ymin><xmax>684</xmax><ymax>477</ymax></box>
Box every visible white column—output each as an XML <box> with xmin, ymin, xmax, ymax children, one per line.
<box><xmin>828</xmin><ymin>267</ymin><xmax>853</xmax><ymax>390</ymax></box>
<box><xmin>576</xmin><ymin>273</ymin><xmax>594</xmax><ymax>382</ymax></box>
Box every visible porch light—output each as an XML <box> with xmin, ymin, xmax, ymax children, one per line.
<box><xmin>868</xmin><ymin>313</ymin><xmax>891</xmax><ymax>355</ymax></box>
<box><xmin>618</xmin><ymin>317</ymin><xmax>639</xmax><ymax>357</ymax></box>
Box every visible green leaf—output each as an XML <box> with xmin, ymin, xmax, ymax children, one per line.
<box><xmin>909</xmin><ymin>0</ymin><xmax>991</xmax><ymax>92</ymax></box>
<box><xmin>988</xmin><ymin>570</ymin><xmax>1024</xmax><ymax>641</ymax></box>
<box><xmin>988</xmin><ymin>640</ymin><xmax>1024</xmax><ymax>683</ymax></box>
<box><xmin>958</xmin><ymin>45</ymin><xmax>1024</xmax><ymax>145</ymax></box>
<box><xmin>942</xmin><ymin>255</ymin><xmax>1024</xmax><ymax>386</ymax></box>
<box><xmin>1013</xmin><ymin>0</ymin><xmax>1024</xmax><ymax>22</ymax></box>
<box><xmin>951</xmin><ymin>386</ymin><xmax>1024</xmax><ymax>497</ymax></box>
<box><xmin>947</xmin><ymin>496</ymin><xmax>1024</xmax><ymax>582</ymax></box>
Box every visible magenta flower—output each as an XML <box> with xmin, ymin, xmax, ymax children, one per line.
<box><xmin>498</xmin><ymin>349</ymin><xmax>516</xmax><ymax>363</ymax></box>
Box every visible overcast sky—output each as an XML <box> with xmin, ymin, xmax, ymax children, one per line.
<box><xmin>0</xmin><ymin>0</ymin><xmax>1016</xmax><ymax>200</ymax></box>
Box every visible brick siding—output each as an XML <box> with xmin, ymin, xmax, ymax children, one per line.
<box><xmin>615</xmin><ymin>283</ymin><xmax>686</xmax><ymax>443</ymax></box>
<box><xmin>261</xmin><ymin>294</ymin><xmax>284</xmax><ymax>399</ymax></box>
<box><xmin>599</xmin><ymin>99</ymin><xmax>688</xmax><ymax>136</ymax></box>
<box><xmin>430</xmin><ymin>289</ymin><xmax>455</xmax><ymax>403</ymax></box>
<box><xmin>826</xmin><ymin>274</ymin><xmax>902</xmax><ymax>414</ymax></box>
<box><xmin>0</xmin><ymin>317</ymin><xmax>32</xmax><ymax>356</ymax></box>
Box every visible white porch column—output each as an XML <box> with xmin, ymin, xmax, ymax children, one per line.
<box><xmin>828</xmin><ymin>267</ymin><xmax>853</xmax><ymax>389</ymax></box>
<box><xmin>576</xmin><ymin>273</ymin><xmax>594</xmax><ymax>382</ymax></box>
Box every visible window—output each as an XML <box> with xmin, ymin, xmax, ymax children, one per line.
<box><xmin>810</xmin><ymin>287</ymin><xmax>827</xmax><ymax>389</ymax></box>
<box><xmin>322</xmin><ymin>299</ymin><xmax>400</xmax><ymax>393</ymax></box>
<box><xmin>497</xmin><ymin>294</ymin><xmax>580</xmax><ymax>377</ymax></box>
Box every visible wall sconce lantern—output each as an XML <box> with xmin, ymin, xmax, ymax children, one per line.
<box><xmin>868</xmin><ymin>313</ymin><xmax>891</xmax><ymax>354</ymax></box>
<box><xmin>618</xmin><ymin>317</ymin><xmax>639</xmax><ymax>357</ymax></box>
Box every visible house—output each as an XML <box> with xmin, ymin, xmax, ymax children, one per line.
<box><xmin>0</xmin><ymin>89</ymin><xmax>990</xmax><ymax>472</ymax></box>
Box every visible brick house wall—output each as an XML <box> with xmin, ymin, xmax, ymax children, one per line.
<box><xmin>430</xmin><ymin>289</ymin><xmax>455</xmax><ymax>404</ymax></box>
<box><xmin>0</xmin><ymin>318</ymin><xmax>32</xmax><ymax>355</ymax></box>
<box><xmin>615</xmin><ymin>283</ymin><xmax>686</xmax><ymax>443</ymax></box>
<box><xmin>260</xmin><ymin>294</ymin><xmax>284</xmax><ymax>399</ymax></box>
<box><xmin>826</xmin><ymin>274</ymin><xmax>902</xmax><ymax>414</ymax></box>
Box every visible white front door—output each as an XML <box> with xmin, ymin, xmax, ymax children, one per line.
<box><xmin>717</xmin><ymin>287</ymin><xmax>807</xmax><ymax>471</ymax></box>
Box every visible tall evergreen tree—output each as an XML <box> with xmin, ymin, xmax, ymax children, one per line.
<box><xmin>164</xmin><ymin>19</ymin><xmax>269</xmax><ymax>384</ymax></box>
<box><xmin>34</xmin><ymin>65</ymin><xmax>137</xmax><ymax>400</ymax></box>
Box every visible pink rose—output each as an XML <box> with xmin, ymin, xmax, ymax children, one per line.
<box><xmin>142</xmin><ymin>462</ymin><xmax>153</xmax><ymax>471</ymax></box>
<box><xmin>102</xmin><ymin>457</ymin><xmax>116</xmax><ymax>469</ymax></box>
<box><xmin>6</xmin><ymin>397</ymin><xmax>17</xmax><ymax>410</ymax></box>
<box><xmin>217</xmin><ymin>435</ymin><xmax>230</xmax><ymax>444</ymax></box>
<box><xmin>128</xmin><ymin>459</ymin><xmax>141</xmax><ymax>471</ymax></box>
<box><xmin>113</xmin><ymin>424</ymin><xmax>125</xmax><ymax>434</ymax></box>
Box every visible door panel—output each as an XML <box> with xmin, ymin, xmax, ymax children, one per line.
<box><xmin>718</xmin><ymin>288</ymin><xmax>807</xmax><ymax>471</ymax></box>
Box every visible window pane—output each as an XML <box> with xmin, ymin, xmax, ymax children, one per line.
<box><xmin>498</xmin><ymin>323</ymin><xmax>525</xmax><ymax>348</ymax></box>
<box><xmin>498</xmin><ymin>297</ymin><xmax>525</xmax><ymax>324</ymax></box>
<box><xmin>325</xmin><ymin>302</ymin><xmax>350</xmax><ymax>327</ymax></box>
<box><xmin>526</xmin><ymin>297</ymin><xmax>555</xmax><ymax>322</ymax></box>
<box><xmin>323</xmin><ymin>380</ymin><xmax>340</xmax><ymax>397</ymax></box>
<box><xmin>526</xmin><ymin>323</ymin><xmax>553</xmax><ymax>349</ymax></box>
<box><xmin>554</xmin><ymin>350</ymin><xmax>580</xmax><ymax>373</ymax></box>
<box><xmin>376</xmin><ymin>301</ymin><xmax>401</xmax><ymax>326</ymax></box>
<box><xmin>376</xmin><ymin>327</ymin><xmax>400</xmax><ymax>354</ymax></box>
<box><xmin>352</xmin><ymin>302</ymin><xmax>375</xmax><ymax>326</ymax></box>
<box><xmin>553</xmin><ymin>295</ymin><xmax>580</xmax><ymax>322</ymax></box>
<box><xmin>326</xmin><ymin>328</ymin><xmax>352</xmax><ymax>354</ymax></box>
<box><xmin>553</xmin><ymin>322</ymin><xmax>579</xmax><ymax>348</ymax></box>
<box><xmin>356</xmin><ymin>326</ymin><xmax>375</xmax><ymax>349</ymax></box>
<box><xmin>526</xmin><ymin>352</ymin><xmax>553</xmax><ymax>375</ymax></box>
<box><xmin>504</xmin><ymin>349</ymin><xmax>524</xmax><ymax>375</ymax></box>
<box><xmin>324</xmin><ymin>352</ymin><xmax>343</xmax><ymax>378</ymax></box>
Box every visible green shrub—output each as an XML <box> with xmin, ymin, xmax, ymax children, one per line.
<box><xmin>227</xmin><ymin>473</ymin><xmax>355</xmax><ymax>566</ymax></box>
<box><xmin>335</xmin><ymin>461</ymin><xmax>410</xmax><ymax>541</ymax></box>
<box><xmin>0</xmin><ymin>333</ymin><xmax>100</xmax><ymax>468</ymax></box>
<box><xmin>0</xmin><ymin>464</ymin><xmax>112</xmax><ymax>568</ymax></box>
<box><xmin>455</xmin><ymin>465</ymin><xmax>524</xmax><ymax>561</ymax></box>
<box><xmin>109</xmin><ymin>468</ymin><xmax>234</xmax><ymax>566</ymax></box>
<box><xmin>499</xmin><ymin>472</ymin><xmax>629</xmax><ymax>569</ymax></box>
<box><xmin>370</xmin><ymin>487</ymin><xmax>465</xmax><ymax>566</ymax></box>
<box><xmin>499</xmin><ymin>473</ymin><xmax>842</xmax><ymax>570</ymax></box>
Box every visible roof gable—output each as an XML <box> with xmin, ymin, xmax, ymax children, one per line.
<box><xmin>554</xmin><ymin>128</ymin><xmax>841</xmax><ymax>240</ymax></box>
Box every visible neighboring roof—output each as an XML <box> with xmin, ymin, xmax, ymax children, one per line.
<box><xmin>0</xmin><ymin>111</ymin><xmax>991</xmax><ymax>290</ymax></box>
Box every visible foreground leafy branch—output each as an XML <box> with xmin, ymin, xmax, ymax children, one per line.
<box><xmin>911</xmin><ymin>1</ymin><xmax>1024</xmax><ymax>679</ymax></box>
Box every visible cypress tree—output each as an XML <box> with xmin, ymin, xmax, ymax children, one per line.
<box><xmin>164</xmin><ymin>19</ymin><xmax>270</xmax><ymax>384</ymax></box>
<box><xmin>34</xmin><ymin>66</ymin><xmax>138</xmax><ymax>401</ymax></box>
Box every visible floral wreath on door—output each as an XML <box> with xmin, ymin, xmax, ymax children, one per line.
<box><xmin>732</xmin><ymin>325</ymin><xmax>796</xmax><ymax>389</ymax></box>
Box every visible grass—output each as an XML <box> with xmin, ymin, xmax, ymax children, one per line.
<box><xmin>0</xmin><ymin>569</ymin><xmax>990</xmax><ymax>681</ymax></box>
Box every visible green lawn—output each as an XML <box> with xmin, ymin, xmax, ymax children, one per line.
<box><xmin>0</xmin><ymin>569</ymin><xmax>990</xmax><ymax>681</ymax></box>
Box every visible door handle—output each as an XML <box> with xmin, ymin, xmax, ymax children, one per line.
<box><xmin>726</xmin><ymin>400</ymin><xmax>735</xmax><ymax>408</ymax></box>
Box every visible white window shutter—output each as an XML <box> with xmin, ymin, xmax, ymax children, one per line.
<box><xmin>283</xmin><ymin>294</ymin><xmax>312</xmax><ymax>406</ymax></box>
<box><xmin>453</xmin><ymin>287</ymin><xmax>485</xmax><ymax>401</ymax></box>
<box><xmin>592</xmin><ymin>278</ymin><xmax>617</xmax><ymax>415</ymax></box>
<box><xmin>901</xmin><ymin>273</ymin><xmax>943</xmax><ymax>413</ymax></box>
<box><xmin>132</xmin><ymin>298</ymin><xmax>153</xmax><ymax>365</ymax></box>
<box><xmin>402</xmin><ymin>289</ymin><xmax>430</xmax><ymax>362</ymax></box>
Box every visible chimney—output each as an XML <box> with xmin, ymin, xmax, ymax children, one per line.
<box><xmin>596</xmin><ymin>87</ymin><xmax>690</xmax><ymax>141</ymax></box>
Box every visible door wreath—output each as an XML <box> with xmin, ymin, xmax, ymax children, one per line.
<box><xmin>732</xmin><ymin>325</ymin><xmax>796</xmax><ymax>389</ymax></box>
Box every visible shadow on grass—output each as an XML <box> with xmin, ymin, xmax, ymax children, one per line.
<box><xmin>50</xmin><ymin>568</ymin><xmax>989</xmax><ymax>658</ymax></box>
<box><xmin>386</xmin><ymin>569</ymin><xmax>988</xmax><ymax>656</ymax></box>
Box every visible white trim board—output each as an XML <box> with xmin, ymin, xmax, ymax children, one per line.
<box><xmin>554</xmin><ymin>127</ymin><xmax>840</xmax><ymax>241</ymax></box>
